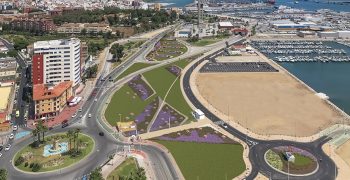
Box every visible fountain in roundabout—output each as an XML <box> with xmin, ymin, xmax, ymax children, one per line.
<box><xmin>43</xmin><ymin>140</ymin><xmax>69</xmax><ymax>157</ymax></box>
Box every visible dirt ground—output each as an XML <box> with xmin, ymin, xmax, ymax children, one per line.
<box><xmin>336</xmin><ymin>140</ymin><xmax>350</xmax><ymax>167</ymax></box>
<box><xmin>195</xmin><ymin>71</ymin><xmax>342</xmax><ymax>137</ymax></box>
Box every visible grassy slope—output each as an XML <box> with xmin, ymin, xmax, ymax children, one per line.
<box><xmin>104</xmin><ymin>85</ymin><xmax>156</xmax><ymax>125</ymax></box>
<box><xmin>115</xmin><ymin>63</ymin><xmax>154</xmax><ymax>81</ymax></box>
<box><xmin>155</xmin><ymin>140</ymin><xmax>246</xmax><ymax>180</ymax></box>
<box><xmin>143</xmin><ymin>60</ymin><xmax>193</xmax><ymax>119</ymax></box>
<box><xmin>107</xmin><ymin>158</ymin><xmax>138</xmax><ymax>180</ymax></box>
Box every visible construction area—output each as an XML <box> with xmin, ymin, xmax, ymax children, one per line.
<box><xmin>194</xmin><ymin>55</ymin><xmax>344</xmax><ymax>137</ymax></box>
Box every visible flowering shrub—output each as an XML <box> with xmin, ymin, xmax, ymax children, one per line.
<box><xmin>128</xmin><ymin>75</ymin><xmax>153</xmax><ymax>100</ymax></box>
<box><xmin>155</xmin><ymin>127</ymin><xmax>236</xmax><ymax>144</ymax></box>
<box><xmin>166</xmin><ymin>65</ymin><xmax>181</xmax><ymax>76</ymax></box>
<box><xmin>150</xmin><ymin>104</ymin><xmax>185</xmax><ymax>132</ymax></box>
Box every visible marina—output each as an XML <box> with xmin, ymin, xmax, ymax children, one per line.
<box><xmin>251</xmin><ymin>40</ymin><xmax>350</xmax><ymax>63</ymax></box>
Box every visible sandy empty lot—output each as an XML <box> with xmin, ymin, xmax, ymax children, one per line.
<box><xmin>336</xmin><ymin>140</ymin><xmax>350</xmax><ymax>167</ymax></box>
<box><xmin>196</xmin><ymin>72</ymin><xmax>342</xmax><ymax>137</ymax></box>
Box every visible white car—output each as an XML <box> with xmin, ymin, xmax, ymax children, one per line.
<box><xmin>13</xmin><ymin>125</ymin><xmax>18</xmax><ymax>131</ymax></box>
<box><xmin>94</xmin><ymin>98</ymin><xmax>97</xmax><ymax>102</ymax></box>
<box><xmin>78</xmin><ymin>108</ymin><xmax>82</xmax><ymax>112</ymax></box>
<box><xmin>88</xmin><ymin>114</ymin><xmax>92</xmax><ymax>118</ymax></box>
<box><xmin>0</xmin><ymin>153</ymin><xmax>2</xmax><ymax>158</ymax></box>
<box><xmin>79</xmin><ymin>115</ymin><xmax>83</xmax><ymax>118</ymax></box>
<box><xmin>5</xmin><ymin>144</ymin><xmax>11</xmax><ymax>151</ymax></box>
<box><xmin>72</xmin><ymin>113</ymin><xmax>77</xmax><ymax>118</ymax></box>
<box><xmin>9</xmin><ymin>133</ymin><xmax>14</xmax><ymax>140</ymax></box>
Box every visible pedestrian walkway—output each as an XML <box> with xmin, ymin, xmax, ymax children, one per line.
<box><xmin>27</xmin><ymin>104</ymin><xmax>81</xmax><ymax>129</ymax></box>
<box><xmin>101</xmin><ymin>154</ymin><xmax>127</xmax><ymax>179</ymax></box>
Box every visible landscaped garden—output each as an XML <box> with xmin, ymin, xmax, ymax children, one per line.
<box><xmin>265</xmin><ymin>146</ymin><xmax>318</xmax><ymax>175</ymax></box>
<box><xmin>105</xmin><ymin>54</ymin><xmax>202</xmax><ymax>136</ymax></box>
<box><xmin>115</xmin><ymin>63</ymin><xmax>154</xmax><ymax>81</ymax></box>
<box><xmin>153</xmin><ymin>127</ymin><xmax>245</xmax><ymax>180</ymax></box>
<box><xmin>107</xmin><ymin>158</ymin><xmax>147</xmax><ymax>180</ymax></box>
<box><xmin>146</xmin><ymin>38</ymin><xmax>187</xmax><ymax>61</ymax></box>
<box><xmin>14</xmin><ymin>129</ymin><xmax>94</xmax><ymax>172</ymax></box>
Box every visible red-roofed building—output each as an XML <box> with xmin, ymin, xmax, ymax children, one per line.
<box><xmin>33</xmin><ymin>81</ymin><xmax>73</xmax><ymax>119</ymax></box>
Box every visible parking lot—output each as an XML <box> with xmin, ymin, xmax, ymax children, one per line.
<box><xmin>199</xmin><ymin>62</ymin><xmax>278</xmax><ymax>73</ymax></box>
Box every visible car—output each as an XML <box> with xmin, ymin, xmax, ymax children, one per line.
<box><xmin>61</xmin><ymin>123</ymin><xmax>69</xmax><ymax>128</ymax></box>
<box><xmin>223</xmin><ymin>123</ymin><xmax>228</xmax><ymax>128</ymax></box>
<box><xmin>0</xmin><ymin>146</ymin><xmax>3</xmax><ymax>151</ymax></box>
<box><xmin>79</xmin><ymin>115</ymin><xmax>83</xmax><ymax>118</ymax></box>
<box><xmin>5</xmin><ymin>144</ymin><xmax>11</xmax><ymax>151</ymax></box>
<box><xmin>0</xmin><ymin>153</ymin><xmax>2</xmax><ymax>158</ymax></box>
<box><xmin>99</xmin><ymin>132</ymin><xmax>104</xmax><ymax>136</ymax></box>
<box><xmin>100</xmin><ymin>78</ymin><xmax>105</xmax><ymax>81</ymax></box>
<box><xmin>78</xmin><ymin>108</ymin><xmax>82</xmax><ymax>112</ymax></box>
<box><xmin>9</xmin><ymin>133</ymin><xmax>14</xmax><ymax>139</ymax></box>
<box><xmin>88</xmin><ymin>114</ymin><xmax>92</xmax><ymax>118</ymax></box>
<box><xmin>72</xmin><ymin>113</ymin><xmax>77</xmax><ymax>118</ymax></box>
<box><xmin>13</xmin><ymin>125</ymin><xmax>18</xmax><ymax>131</ymax></box>
<box><xmin>94</xmin><ymin>98</ymin><xmax>97</xmax><ymax>102</ymax></box>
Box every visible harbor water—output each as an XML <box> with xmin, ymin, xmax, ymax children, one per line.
<box><xmin>279</xmin><ymin>62</ymin><xmax>350</xmax><ymax>115</ymax></box>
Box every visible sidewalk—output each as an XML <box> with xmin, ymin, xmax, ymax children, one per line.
<box><xmin>101</xmin><ymin>154</ymin><xmax>127</xmax><ymax>179</ymax></box>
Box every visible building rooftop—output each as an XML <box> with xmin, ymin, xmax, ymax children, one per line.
<box><xmin>0</xmin><ymin>87</ymin><xmax>11</xmax><ymax>111</ymax></box>
<box><xmin>219</xmin><ymin>21</ymin><xmax>234</xmax><ymax>27</ymax></box>
<box><xmin>33</xmin><ymin>81</ymin><xmax>73</xmax><ymax>101</ymax></box>
<box><xmin>34</xmin><ymin>38</ymin><xmax>80</xmax><ymax>48</ymax></box>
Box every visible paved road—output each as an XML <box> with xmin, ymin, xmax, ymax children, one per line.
<box><xmin>0</xmin><ymin>29</ymin><xmax>179</xmax><ymax>180</ymax></box>
<box><xmin>182</xmin><ymin>38</ymin><xmax>338</xmax><ymax>180</ymax></box>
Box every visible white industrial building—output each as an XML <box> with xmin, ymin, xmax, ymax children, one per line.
<box><xmin>32</xmin><ymin>38</ymin><xmax>81</xmax><ymax>86</ymax></box>
<box><xmin>338</xmin><ymin>31</ymin><xmax>350</xmax><ymax>39</ymax></box>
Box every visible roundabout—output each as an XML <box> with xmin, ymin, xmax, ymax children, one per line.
<box><xmin>264</xmin><ymin>146</ymin><xmax>318</xmax><ymax>176</ymax></box>
<box><xmin>13</xmin><ymin>133</ymin><xmax>94</xmax><ymax>173</ymax></box>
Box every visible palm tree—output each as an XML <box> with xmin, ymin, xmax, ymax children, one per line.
<box><xmin>66</xmin><ymin>130</ymin><xmax>74</xmax><ymax>150</ymax></box>
<box><xmin>41</xmin><ymin>125</ymin><xmax>48</xmax><ymax>143</ymax></box>
<box><xmin>31</xmin><ymin>128</ymin><xmax>39</xmax><ymax>142</ymax></box>
<box><xmin>74</xmin><ymin>128</ymin><xmax>81</xmax><ymax>153</ymax></box>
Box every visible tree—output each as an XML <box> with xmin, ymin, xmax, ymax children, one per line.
<box><xmin>41</xmin><ymin>123</ymin><xmax>48</xmax><ymax>143</ymax></box>
<box><xmin>74</xmin><ymin>128</ymin><xmax>81</xmax><ymax>153</ymax></box>
<box><xmin>89</xmin><ymin>168</ymin><xmax>103</xmax><ymax>180</ymax></box>
<box><xmin>13</xmin><ymin>38</ymin><xmax>29</xmax><ymax>50</ymax></box>
<box><xmin>110</xmin><ymin>43</ymin><xmax>124</xmax><ymax>62</ymax></box>
<box><xmin>80</xmin><ymin>28</ymin><xmax>87</xmax><ymax>36</ymax></box>
<box><xmin>66</xmin><ymin>130</ymin><xmax>74</xmax><ymax>150</ymax></box>
<box><xmin>31</xmin><ymin>128</ymin><xmax>40</xmax><ymax>144</ymax></box>
<box><xmin>0</xmin><ymin>168</ymin><xmax>7</xmax><ymax>180</ymax></box>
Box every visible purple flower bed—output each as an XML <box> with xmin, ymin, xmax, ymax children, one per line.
<box><xmin>155</xmin><ymin>127</ymin><xmax>236</xmax><ymax>144</ymax></box>
<box><xmin>150</xmin><ymin>104</ymin><xmax>185</xmax><ymax>132</ymax></box>
<box><xmin>134</xmin><ymin>98</ymin><xmax>159</xmax><ymax>134</ymax></box>
<box><xmin>273</xmin><ymin>146</ymin><xmax>317</xmax><ymax>161</ymax></box>
<box><xmin>166</xmin><ymin>65</ymin><xmax>181</xmax><ymax>76</ymax></box>
<box><xmin>128</xmin><ymin>75</ymin><xmax>154</xmax><ymax>100</ymax></box>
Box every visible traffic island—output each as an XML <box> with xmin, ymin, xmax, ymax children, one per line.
<box><xmin>13</xmin><ymin>133</ymin><xmax>94</xmax><ymax>173</ymax></box>
<box><xmin>264</xmin><ymin>146</ymin><xmax>318</xmax><ymax>176</ymax></box>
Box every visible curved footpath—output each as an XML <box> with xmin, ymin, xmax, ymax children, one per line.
<box><xmin>181</xmin><ymin>38</ymin><xmax>338</xmax><ymax>180</ymax></box>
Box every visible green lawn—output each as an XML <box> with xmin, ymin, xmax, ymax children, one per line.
<box><xmin>155</xmin><ymin>140</ymin><xmax>245</xmax><ymax>180</ymax></box>
<box><xmin>105</xmin><ymin>56</ymin><xmax>198</xmax><ymax>129</ymax></box>
<box><xmin>291</xmin><ymin>154</ymin><xmax>314</xmax><ymax>166</ymax></box>
<box><xmin>105</xmin><ymin>85</ymin><xmax>156</xmax><ymax>125</ymax></box>
<box><xmin>115</xmin><ymin>63</ymin><xmax>154</xmax><ymax>81</ymax></box>
<box><xmin>14</xmin><ymin>133</ymin><xmax>94</xmax><ymax>172</ymax></box>
<box><xmin>107</xmin><ymin>158</ymin><xmax>138</xmax><ymax>180</ymax></box>
<box><xmin>147</xmin><ymin>39</ymin><xmax>188</xmax><ymax>61</ymax></box>
<box><xmin>143</xmin><ymin>60</ymin><xmax>193</xmax><ymax>119</ymax></box>
<box><xmin>189</xmin><ymin>36</ymin><xmax>228</xmax><ymax>46</ymax></box>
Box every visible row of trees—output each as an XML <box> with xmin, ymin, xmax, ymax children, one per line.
<box><xmin>0</xmin><ymin>169</ymin><xmax>7</xmax><ymax>180</ymax></box>
<box><xmin>66</xmin><ymin>128</ymin><xmax>82</xmax><ymax>157</ymax></box>
<box><xmin>31</xmin><ymin>121</ymin><xmax>48</xmax><ymax>147</ymax></box>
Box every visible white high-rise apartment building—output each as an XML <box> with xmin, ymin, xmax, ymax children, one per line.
<box><xmin>32</xmin><ymin>38</ymin><xmax>81</xmax><ymax>87</ymax></box>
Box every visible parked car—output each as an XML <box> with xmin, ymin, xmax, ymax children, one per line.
<box><xmin>72</xmin><ymin>113</ymin><xmax>77</xmax><ymax>118</ymax></box>
<box><xmin>9</xmin><ymin>133</ymin><xmax>14</xmax><ymax>140</ymax></box>
<box><xmin>5</xmin><ymin>144</ymin><xmax>11</xmax><ymax>151</ymax></box>
<box><xmin>78</xmin><ymin>108</ymin><xmax>82</xmax><ymax>112</ymax></box>
<box><xmin>88</xmin><ymin>114</ymin><xmax>92</xmax><ymax>118</ymax></box>
<box><xmin>0</xmin><ymin>146</ymin><xmax>3</xmax><ymax>151</ymax></box>
<box><xmin>0</xmin><ymin>153</ymin><xmax>2</xmax><ymax>158</ymax></box>
<box><xmin>13</xmin><ymin>125</ymin><xmax>18</xmax><ymax>131</ymax></box>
